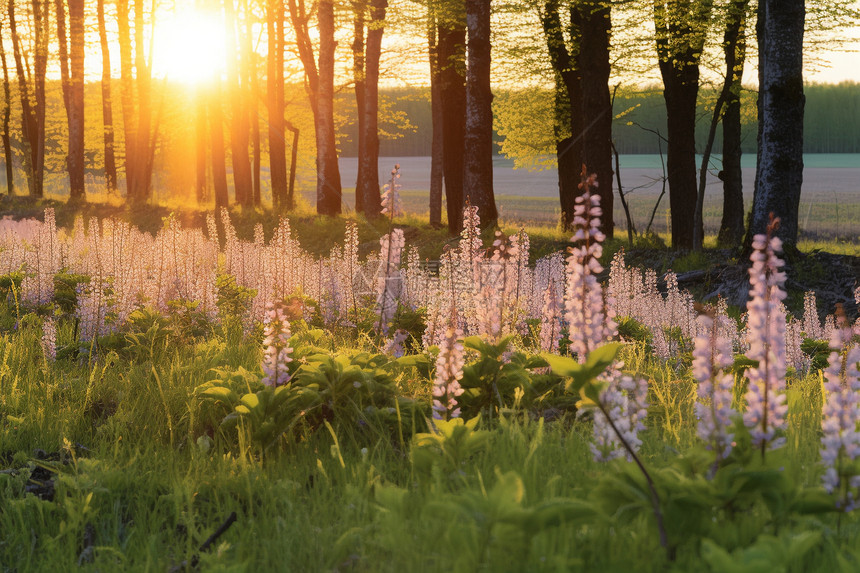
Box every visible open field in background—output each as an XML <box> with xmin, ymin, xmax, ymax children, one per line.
<box><xmin>336</xmin><ymin>155</ymin><xmax>860</xmax><ymax>241</ymax></box>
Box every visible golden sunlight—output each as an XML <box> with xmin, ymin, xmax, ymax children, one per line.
<box><xmin>152</xmin><ymin>8</ymin><xmax>227</xmax><ymax>85</ymax></box>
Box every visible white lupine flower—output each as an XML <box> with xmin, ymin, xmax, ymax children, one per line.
<box><xmin>261</xmin><ymin>302</ymin><xmax>293</xmax><ymax>387</ymax></box>
<box><xmin>376</xmin><ymin>229</ymin><xmax>405</xmax><ymax>334</ymax></box>
<box><xmin>743</xmin><ymin>229</ymin><xmax>788</xmax><ymax>452</ymax></box>
<box><xmin>820</xmin><ymin>312</ymin><xmax>860</xmax><ymax>505</ymax></box>
<box><xmin>539</xmin><ymin>279</ymin><xmax>562</xmax><ymax>353</ymax></box>
<box><xmin>802</xmin><ymin>291</ymin><xmax>823</xmax><ymax>339</ymax></box>
<box><xmin>693</xmin><ymin>313</ymin><xmax>737</xmax><ymax>459</ymax></box>
<box><xmin>433</xmin><ymin>318</ymin><xmax>466</xmax><ymax>420</ymax></box>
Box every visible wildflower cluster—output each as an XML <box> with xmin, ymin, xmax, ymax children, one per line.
<box><xmin>591</xmin><ymin>375</ymin><xmax>649</xmax><ymax>463</ymax></box>
<box><xmin>261</xmin><ymin>302</ymin><xmax>293</xmax><ymax>387</ymax></box>
<box><xmin>743</xmin><ymin>221</ymin><xmax>789</xmax><ymax>452</ymax></box>
<box><xmin>693</xmin><ymin>312</ymin><xmax>737</xmax><ymax>459</ymax></box>
<box><xmin>432</xmin><ymin>315</ymin><xmax>465</xmax><ymax>420</ymax></box>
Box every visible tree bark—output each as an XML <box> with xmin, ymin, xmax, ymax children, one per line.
<box><xmin>225</xmin><ymin>0</ymin><xmax>253</xmax><ymax>206</ymax></box>
<box><xmin>0</xmin><ymin>22</ymin><xmax>14</xmax><ymax>195</ymax></box>
<box><xmin>748</xmin><ymin>0</ymin><xmax>805</xmax><ymax>246</ymax></box>
<box><xmin>315</xmin><ymin>0</ymin><xmax>343</xmax><ymax>215</ymax></box>
<box><xmin>67</xmin><ymin>0</ymin><xmax>86</xmax><ymax>201</ymax></box>
<box><xmin>9</xmin><ymin>0</ymin><xmax>48</xmax><ymax>198</ymax></box>
<box><xmin>542</xmin><ymin>0</ymin><xmax>582</xmax><ymax>231</ymax></box>
<box><xmin>438</xmin><ymin>13</ymin><xmax>466</xmax><ymax>233</ymax></box>
<box><xmin>287</xmin><ymin>0</ymin><xmax>342</xmax><ymax>215</ymax></box>
<box><xmin>267</xmin><ymin>0</ymin><xmax>289</xmax><ymax>209</ymax></box>
<box><xmin>356</xmin><ymin>0</ymin><xmax>386</xmax><ymax>218</ymax></box>
<box><xmin>578</xmin><ymin>0</ymin><xmax>612</xmax><ymax>238</ymax></box>
<box><xmin>117</xmin><ymin>0</ymin><xmax>137</xmax><ymax>197</ymax></box>
<box><xmin>243</xmin><ymin>0</ymin><xmax>261</xmax><ymax>206</ymax></box>
<box><xmin>654</xmin><ymin>0</ymin><xmax>711</xmax><ymax>249</ymax></box>
<box><xmin>133</xmin><ymin>0</ymin><xmax>153</xmax><ymax>201</ymax></box>
<box><xmin>427</xmin><ymin>19</ymin><xmax>444</xmax><ymax>228</ymax></box>
<box><xmin>463</xmin><ymin>0</ymin><xmax>497</xmax><ymax>226</ymax></box>
<box><xmin>210</xmin><ymin>77</ymin><xmax>230</xmax><ymax>209</ymax></box>
<box><xmin>352</xmin><ymin>2</ymin><xmax>367</xmax><ymax>214</ymax></box>
<box><xmin>97</xmin><ymin>0</ymin><xmax>117</xmax><ymax>194</ymax></box>
<box><xmin>717</xmin><ymin>0</ymin><xmax>747</xmax><ymax>247</ymax></box>
<box><xmin>196</xmin><ymin>84</ymin><xmax>208</xmax><ymax>204</ymax></box>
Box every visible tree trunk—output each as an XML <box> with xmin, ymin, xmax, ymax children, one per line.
<box><xmin>541</xmin><ymin>0</ymin><xmax>582</xmax><ymax>230</ymax></box>
<box><xmin>463</xmin><ymin>0</ymin><xmax>497</xmax><ymax>226</ymax></box>
<box><xmin>427</xmin><ymin>20</ymin><xmax>443</xmax><ymax>228</ymax></box>
<box><xmin>225</xmin><ymin>0</ymin><xmax>253</xmax><ymax>206</ymax></box>
<box><xmin>97</xmin><ymin>0</ymin><xmax>117</xmax><ymax>194</ymax></box>
<box><xmin>68</xmin><ymin>0</ymin><xmax>86</xmax><ymax>201</ymax></box>
<box><xmin>654</xmin><ymin>1</ymin><xmax>710</xmax><ymax>249</ymax></box>
<box><xmin>210</xmin><ymin>77</ymin><xmax>230</xmax><ymax>209</ymax></box>
<box><xmin>133</xmin><ymin>0</ymin><xmax>153</xmax><ymax>201</ymax></box>
<box><xmin>315</xmin><ymin>0</ymin><xmax>342</xmax><ymax>215</ymax></box>
<box><xmin>749</xmin><ymin>0</ymin><xmax>805</xmax><ymax>246</ymax></box>
<box><xmin>0</xmin><ymin>23</ymin><xmax>14</xmax><ymax>195</ymax></box>
<box><xmin>267</xmin><ymin>0</ymin><xmax>288</xmax><ymax>209</ymax></box>
<box><xmin>242</xmin><ymin>0</ymin><xmax>261</xmax><ymax>206</ymax></box>
<box><xmin>117</xmin><ymin>0</ymin><xmax>137</xmax><ymax>197</ymax></box>
<box><xmin>717</xmin><ymin>0</ymin><xmax>747</xmax><ymax>247</ymax></box>
<box><xmin>9</xmin><ymin>0</ymin><xmax>47</xmax><ymax>198</ymax></box>
<box><xmin>352</xmin><ymin>2</ymin><xmax>367</xmax><ymax>214</ymax></box>
<box><xmin>287</xmin><ymin>0</ymin><xmax>341</xmax><ymax>215</ymax></box>
<box><xmin>356</xmin><ymin>0</ymin><xmax>386</xmax><ymax>218</ymax></box>
<box><xmin>286</xmin><ymin>120</ymin><xmax>299</xmax><ymax>208</ymax></box>
<box><xmin>196</xmin><ymin>84</ymin><xmax>208</xmax><ymax>204</ymax></box>
<box><xmin>578</xmin><ymin>0</ymin><xmax>612</xmax><ymax>238</ymax></box>
<box><xmin>438</xmin><ymin>16</ymin><xmax>466</xmax><ymax>233</ymax></box>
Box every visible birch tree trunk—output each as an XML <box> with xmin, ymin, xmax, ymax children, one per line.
<box><xmin>749</xmin><ymin>0</ymin><xmax>805</xmax><ymax>246</ymax></box>
<box><xmin>97</xmin><ymin>0</ymin><xmax>117</xmax><ymax>194</ymax></box>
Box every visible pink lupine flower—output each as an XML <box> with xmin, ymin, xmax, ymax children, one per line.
<box><xmin>381</xmin><ymin>165</ymin><xmax>403</xmax><ymax>218</ymax></box>
<box><xmin>743</xmin><ymin>220</ymin><xmax>788</xmax><ymax>453</ymax></box>
<box><xmin>41</xmin><ymin>317</ymin><xmax>56</xmax><ymax>362</ymax></box>
<box><xmin>693</xmin><ymin>313</ymin><xmax>737</xmax><ymax>459</ymax></box>
<box><xmin>591</xmin><ymin>375</ymin><xmax>648</xmax><ymax>463</ymax></box>
<box><xmin>432</xmin><ymin>316</ymin><xmax>466</xmax><ymax>420</ymax></box>
<box><xmin>564</xmin><ymin>173</ymin><xmax>616</xmax><ymax>363</ymax></box>
<box><xmin>820</xmin><ymin>310</ymin><xmax>860</xmax><ymax>507</ymax></box>
<box><xmin>262</xmin><ymin>302</ymin><xmax>293</xmax><ymax>387</ymax></box>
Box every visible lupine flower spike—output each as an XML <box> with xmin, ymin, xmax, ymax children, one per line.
<box><xmin>261</xmin><ymin>302</ymin><xmax>293</xmax><ymax>387</ymax></box>
<box><xmin>820</xmin><ymin>307</ymin><xmax>860</xmax><ymax>511</ymax></box>
<box><xmin>693</xmin><ymin>309</ymin><xmax>737</xmax><ymax>461</ymax></box>
<box><xmin>381</xmin><ymin>164</ymin><xmax>403</xmax><ymax>218</ymax></box>
<box><xmin>743</xmin><ymin>216</ymin><xmax>789</xmax><ymax>457</ymax></box>
<box><xmin>41</xmin><ymin>317</ymin><xmax>56</xmax><ymax>363</ymax></box>
<box><xmin>432</xmin><ymin>307</ymin><xmax>466</xmax><ymax>420</ymax></box>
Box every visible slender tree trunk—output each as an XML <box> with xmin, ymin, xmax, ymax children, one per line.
<box><xmin>267</xmin><ymin>0</ymin><xmax>288</xmax><ymax>209</ymax></box>
<box><xmin>352</xmin><ymin>2</ymin><xmax>367</xmax><ymax>213</ymax></box>
<box><xmin>578</xmin><ymin>0</ymin><xmax>612</xmax><ymax>238</ymax></box>
<box><xmin>749</xmin><ymin>0</ymin><xmax>805</xmax><ymax>246</ymax></box>
<box><xmin>133</xmin><ymin>0</ymin><xmax>153</xmax><ymax>201</ymax></box>
<box><xmin>225</xmin><ymin>0</ymin><xmax>253</xmax><ymax>206</ymax></box>
<box><xmin>438</xmin><ymin>16</ymin><xmax>466</xmax><ymax>233</ymax></box>
<box><xmin>463</xmin><ymin>0</ymin><xmax>497</xmax><ymax>226</ymax></box>
<box><xmin>242</xmin><ymin>0</ymin><xmax>261</xmax><ymax>206</ymax></box>
<box><xmin>427</xmin><ymin>20</ymin><xmax>444</xmax><ymax>228</ymax></box>
<box><xmin>286</xmin><ymin>120</ymin><xmax>299</xmax><ymax>208</ymax></box>
<box><xmin>97</xmin><ymin>0</ymin><xmax>117</xmax><ymax>194</ymax></box>
<box><xmin>56</xmin><ymin>1</ymin><xmax>71</xmax><ymax>113</ymax></box>
<box><xmin>0</xmin><ymin>24</ymin><xmax>14</xmax><ymax>196</ymax></box>
<box><xmin>718</xmin><ymin>0</ymin><xmax>747</xmax><ymax>247</ymax></box>
<box><xmin>68</xmin><ymin>0</ymin><xmax>86</xmax><ymax>201</ymax></box>
<box><xmin>117</xmin><ymin>0</ymin><xmax>137</xmax><ymax>197</ymax></box>
<box><xmin>196</xmin><ymin>84</ymin><xmax>208</xmax><ymax>204</ymax></box>
<box><xmin>210</xmin><ymin>77</ymin><xmax>230</xmax><ymax>209</ymax></box>
<box><xmin>356</xmin><ymin>0</ymin><xmax>386</xmax><ymax>218</ymax></box>
<box><xmin>9</xmin><ymin>0</ymin><xmax>47</xmax><ymax>198</ymax></box>
<box><xmin>315</xmin><ymin>0</ymin><xmax>342</xmax><ymax>215</ymax></box>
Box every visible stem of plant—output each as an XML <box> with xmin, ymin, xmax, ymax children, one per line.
<box><xmin>597</xmin><ymin>400</ymin><xmax>672</xmax><ymax>560</ymax></box>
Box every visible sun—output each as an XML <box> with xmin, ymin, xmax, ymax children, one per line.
<box><xmin>152</xmin><ymin>8</ymin><xmax>227</xmax><ymax>85</ymax></box>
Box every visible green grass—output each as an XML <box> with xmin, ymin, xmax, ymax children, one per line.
<box><xmin>0</xmin><ymin>298</ymin><xmax>857</xmax><ymax>571</ymax></box>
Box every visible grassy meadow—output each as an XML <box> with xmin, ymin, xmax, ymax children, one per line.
<box><xmin>0</xmin><ymin>198</ymin><xmax>858</xmax><ymax>572</ymax></box>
